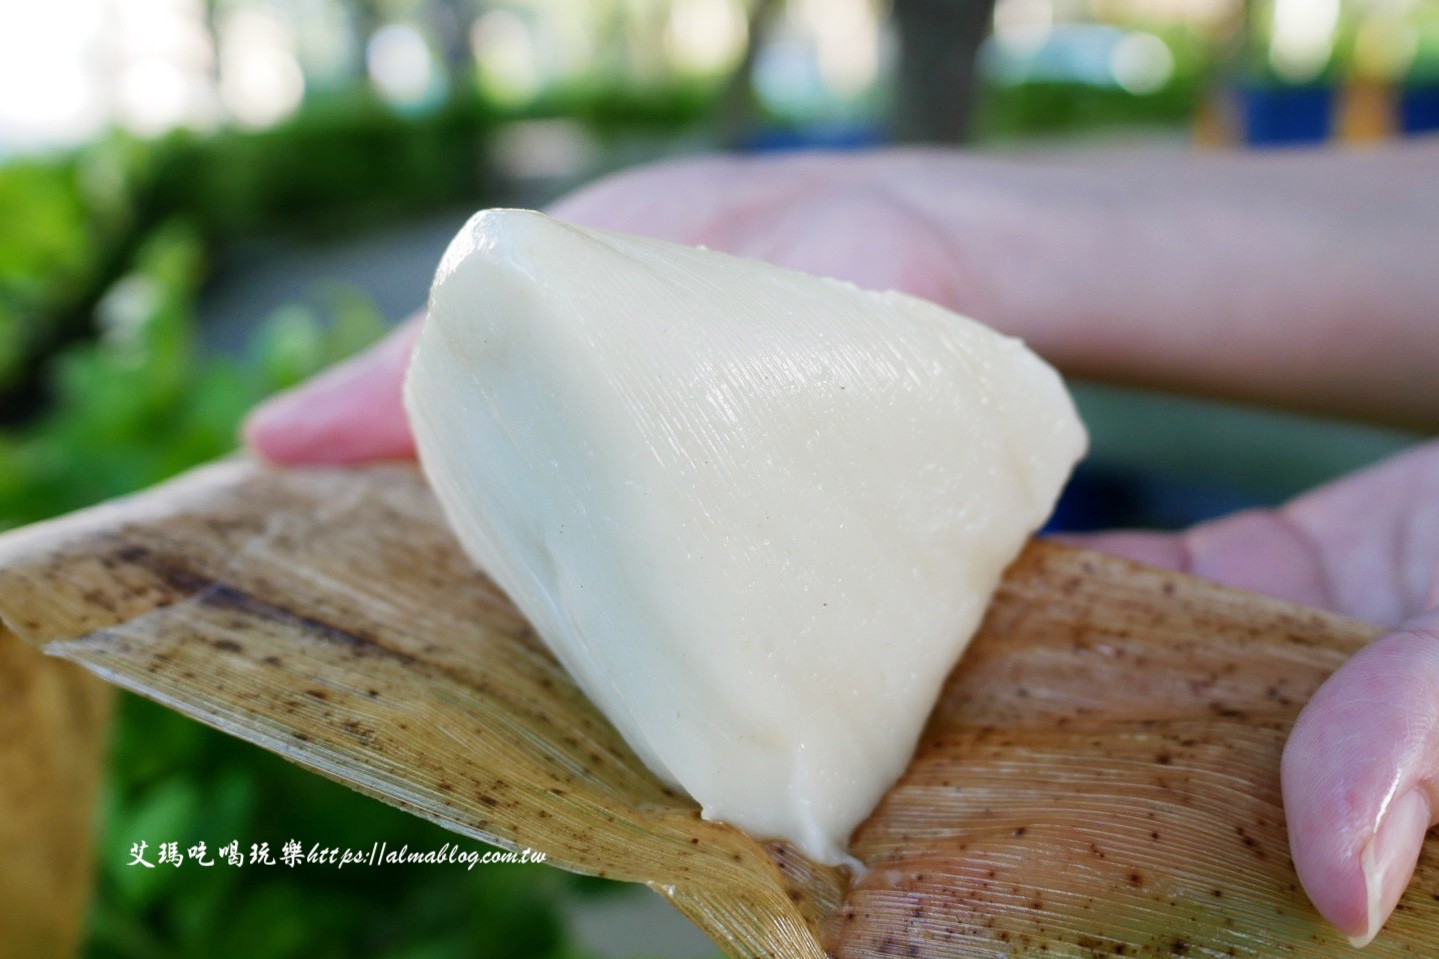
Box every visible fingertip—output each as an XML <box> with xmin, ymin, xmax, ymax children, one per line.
<box><xmin>239</xmin><ymin>318</ymin><xmax>423</xmax><ymax>466</ymax></box>
<box><xmin>240</xmin><ymin>402</ymin><xmax>279</xmax><ymax>463</ymax></box>
<box><xmin>240</xmin><ymin>390</ymin><xmax>314</xmax><ymax>465</ymax></box>
<box><xmin>1283</xmin><ymin>619</ymin><xmax>1439</xmax><ymax>946</ymax></box>
<box><xmin>239</xmin><ymin>376</ymin><xmax>416</xmax><ymax>465</ymax></box>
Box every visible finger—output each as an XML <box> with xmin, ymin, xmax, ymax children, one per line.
<box><xmin>1064</xmin><ymin>508</ymin><xmax>1332</xmax><ymax>611</ymax></box>
<box><xmin>547</xmin><ymin>156</ymin><xmax>746</xmax><ymax>240</ymax></box>
<box><xmin>1282</xmin><ymin>610</ymin><xmax>1439</xmax><ymax>946</ymax></box>
<box><xmin>243</xmin><ymin>316</ymin><xmax>421</xmax><ymax>465</ymax></box>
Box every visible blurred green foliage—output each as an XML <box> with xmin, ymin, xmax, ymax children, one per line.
<box><xmin>0</xmin><ymin>149</ymin><xmax>137</xmax><ymax>397</ymax></box>
<box><xmin>152</xmin><ymin>92</ymin><xmax>496</xmax><ymax>240</ymax></box>
<box><xmin>513</xmin><ymin>79</ymin><xmax>720</xmax><ymax>130</ymax></box>
<box><xmin>1240</xmin><ymin>0</ymin><xmax>1439</xmax><ymax>88</ymax></box>
<box><xmin>0</xmin><ymin>223</ymin><xmax>386</xmax><ymax>528</ymax></box>
<box><xmin>973</xmin><ymin>79</ymin><xmax>1201</xmax><ymax>140</ymax></box>
<box><xmin>972</xmin><ymin>25</ymin><xmax>1209</xmax><ymax>141</ymax></box>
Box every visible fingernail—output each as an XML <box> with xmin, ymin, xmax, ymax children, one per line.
<box><xmin>1349</xmin><ymin>788</ymin><xmax>1430</xmax><ymax>948</ymax></box>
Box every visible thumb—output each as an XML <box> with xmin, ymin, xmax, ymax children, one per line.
<box><xmin>1282</xmin><ymin>608</ymin><xmax>1439</xmax><ymax>946</ymax></box>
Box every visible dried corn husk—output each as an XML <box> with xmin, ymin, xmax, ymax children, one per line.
<box><xmin>0</xmin><ymin>458</ymin><xmax>1433</xmax><ymax>957</ymax></box>
<box><xmin>0</xmin><ymin>618</ymin><xmax>112</xmax><ymax>956</ymax></box>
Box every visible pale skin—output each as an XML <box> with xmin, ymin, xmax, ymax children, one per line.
<box><xmin>245</xmin><ymin>140</ymin><xmax>1439</xmax><ymax>946</ymax></box>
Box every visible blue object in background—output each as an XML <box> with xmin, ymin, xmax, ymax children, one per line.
<box><xmin>742</xmin><ymin>121</ymin><xmax>887</xmax><ymax>152</ymax></box>
<box><xmin>1043</xmin><ymin>463</ymin><xmax>1271</xmax><ymax>535</ymax></box>
<box><xmin>1238</xmin><ymin>83</ymin><xmax>1334</xmax><ymax>145</ymax></box>
<box><xmin>1399</xmin><ymin>82</ymin><xmax>1439</xmax><ymax>134</ymax></box>
<box><xmin>1044</xmin><ymin>465</ymin><xmax>1139</xmax><ymax>533</ymax></box>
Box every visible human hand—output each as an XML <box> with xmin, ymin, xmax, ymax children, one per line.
<box><xmin>243</xmin><ymin>146</ymin><xmax>1439</xmax><ymax>945</ymax></box>
<box><xmin>1075</xmin><ymin>442</ymin><xmax>1439</xmax><ymax>946</ymax></box>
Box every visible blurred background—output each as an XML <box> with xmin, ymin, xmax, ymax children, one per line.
<box><xmin>0</xmin><ymin>0</ymin><xmax>1434</xmax><ymax>956</ymax></box>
